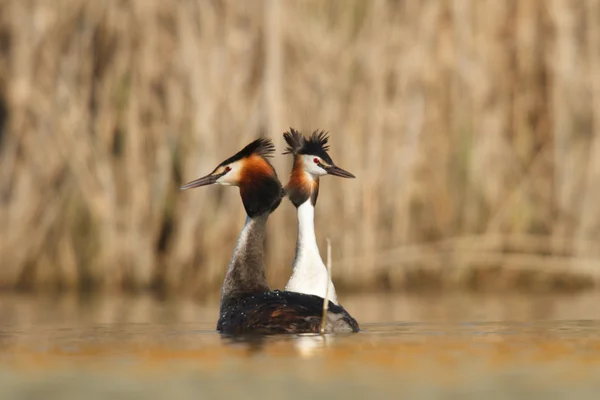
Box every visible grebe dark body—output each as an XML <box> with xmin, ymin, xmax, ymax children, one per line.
<box><xmin>218</xmin><ymin>290</ymin><xmax>359</xmax><ymax>335</ymax></box>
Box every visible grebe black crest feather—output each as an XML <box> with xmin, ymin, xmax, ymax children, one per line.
<box><xmin>219</xmin><ymin>137</ymin><xmax>276</xmax><ymax>167</ymax></box>
<box><xmin>283</xmin><ymin>129</ymin><xmax>333</xmax><ymax>164</ymax></box>
<box><xmin>282</xmin><ymin>128</ymin><xmax>304</xmax><ymax>155</ymax></box>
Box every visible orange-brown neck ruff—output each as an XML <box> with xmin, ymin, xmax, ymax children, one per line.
<box><xmin>239</xmin><ymin>155</ymin><xmax>283</xmax><ymax>217</ymax></box>
<box><xmin>286</xmin><ymin>156</ymin><xmax>319</xmax><ymax>207</ymax></box>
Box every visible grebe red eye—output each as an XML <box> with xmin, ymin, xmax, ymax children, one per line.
<box><xmin>313</xmin><ymin>158</ymin><xmax>319</xmax><ymax>164</ymax></box>
<box><xmin>225</xmin><ymin>166</ymin><xmax>231</xmax><ymax>172</ymax></box>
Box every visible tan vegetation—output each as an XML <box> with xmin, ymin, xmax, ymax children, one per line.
<box><xmin>1</xmin><ymin>0</ymin><xmax>600</xmax><ymax>294</ymax></box>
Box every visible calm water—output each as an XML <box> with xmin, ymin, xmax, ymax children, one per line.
<box><xmin>2</xmin><ymin>292</ymin><xmax>600</xmax><ymax>399</ymax></box>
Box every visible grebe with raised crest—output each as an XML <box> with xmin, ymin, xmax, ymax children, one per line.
<box><xmin>180</xmin><ymin>138</ymin><xmax>359</xmax><ymax>335</ymax></box>
<box><xmin>283</xmin><ymin>129</ymin><xmax>355</xmax><ymax>305</ymax></box>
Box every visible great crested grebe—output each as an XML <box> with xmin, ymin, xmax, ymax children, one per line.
<box><xmin>283</xmin><ymin>129</ymin><xmax>355</xmax><ymax>304</ymax></box>
<box><xmin>181</xmin><ymin>138</ymin><xmax>359</xmax><ymax>335</ymax></box>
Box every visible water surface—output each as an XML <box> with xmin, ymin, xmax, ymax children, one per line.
<box><xmin>2</xmin><ymin>293</ymin><xmax>600</xmax><ymax>399</ymax></box>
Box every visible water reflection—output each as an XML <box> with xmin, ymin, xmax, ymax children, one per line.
<box><xmin>220</xmin><ymin>333</ymin><xmax>332</xmax><ymax>359</ymax></box>
<box><xmin>3</xmin><ymin>292</ymin><xmax>600</xmax><ymax>330</ymax></box>
<box><xmin>292</xmin><ymin>334</ymin><xmax>330</xmax><ymax>358</ymax></box>
<box><xmin>2</xmin><ymin>293</ymin><xmax>600</xmax><ymax>398</ymax></box>
<box><xmin>2</xmin><ymin>292</ymin><xmax>600</xmax><ymax>348</ymax></box>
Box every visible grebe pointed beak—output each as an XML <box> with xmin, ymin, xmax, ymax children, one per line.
<box><xmin>180</xmin><ymin>173</ymin><xmax>219</xmax><ymax>190</ymax></box>
<box><xmin>324</xmin><ymin>165</ymin><xmax>355</xmax><ymax>178</ymax></box>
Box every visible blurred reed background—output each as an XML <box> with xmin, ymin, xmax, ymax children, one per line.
<box><xmin>1</xmin><ymin>0</ymin><xmax>600</xmax><ymax>296</ymax></box>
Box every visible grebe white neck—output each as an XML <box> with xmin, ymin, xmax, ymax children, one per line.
<box><xmin>285</xmin><ymin>200</ymin><xmax>338</xmax><ymax>304</ymax></box>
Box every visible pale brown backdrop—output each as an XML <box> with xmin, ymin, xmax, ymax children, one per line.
<box><xmin>1</xmin><ymin>0</ymin><xmax>599</xmax><ymax>295</ymax></box>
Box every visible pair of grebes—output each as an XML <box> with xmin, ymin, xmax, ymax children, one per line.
<box><xmin>181</xmin><ymin>129</ymin><xmax>359</xmax><ymax>335</ymax></box>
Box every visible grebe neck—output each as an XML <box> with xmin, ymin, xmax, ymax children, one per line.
<box><xmin>285</xmin><ymin>200</ymin><xmax>339</xmax><ymax>304</ymax></box>
<box><xmin>221</xmin><ymin>213</ymin><xmax>270</xmax><ymax>303</ymax></box>
<box><xmin>297</xmin><ymin>200</ymin><xmax>318</xmax><ymax>249</ymax></box>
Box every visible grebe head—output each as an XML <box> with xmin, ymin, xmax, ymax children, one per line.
<box><xmin>283</xmin><ymin>129</ymin><xmax>355</xmax><ymax>179</ymax></box>
<box><xmin>181</xmin><ymin>138</ymin><xmax>283</xmax><ymax>217</ymax></box>
<box><xmin>283</xmin><ymin>128</ymin><xmax>354</xmax><ymax>207</ymax></box>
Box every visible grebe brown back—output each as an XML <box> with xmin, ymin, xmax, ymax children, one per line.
<box><xmin>282</xmin><ymin>129</ymin><xmax>355</xmax><ymax>305</ymax></box>
<box><xmin>180</xmin><ymin>138</ymin><xmax>358</xmax><ymax>335</ymax></box>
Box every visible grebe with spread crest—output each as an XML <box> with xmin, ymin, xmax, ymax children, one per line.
<box><xmin>283</xmin><ymin>129</ymin><xmax>355</xmax><ymax>304</ymax></box>
<box><xmin>180</xmin><ymin>138</ymin><xmax>359</xmax><ymax>334</ymax></box>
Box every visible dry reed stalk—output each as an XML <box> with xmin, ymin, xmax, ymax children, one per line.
<box><xmin>320</xmin><ymin>237</ymin><xmax>332</xmax><ymax>334</ymax></box>
<box><xmin>263</xmin><ymin>0</ymin><xmax>287</xmax><ymax>285</ymax></box>
<box><xmin>1</xmin><ymin>0</ymin><xmax>600</xmax><ymax>294</ymax></box>
<box><xmin>574</xmin><ymin>0</ymin><xmax>600</xmax><ymax>264</ymax></box>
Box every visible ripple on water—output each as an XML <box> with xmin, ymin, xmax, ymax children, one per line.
<box><xmin>2</xmin><ymin>293</ymin><xmax>600</xmax><ymax>398</ymax></box>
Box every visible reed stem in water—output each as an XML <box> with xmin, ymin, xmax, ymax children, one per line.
<box><xmin>320</xmin><ymin>238</ymin><xmax>332</xmax><ymax>334</ymax></box>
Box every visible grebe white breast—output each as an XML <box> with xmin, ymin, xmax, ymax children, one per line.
<box><xmin>283</xmin><ymin>129</ymin><xmax>355</xmax><ymax>305</ymax></box>
<box><xmin>180</xmin><ymin>138</ymin><xmax>359</xmax><ymax>335</ymax></box>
